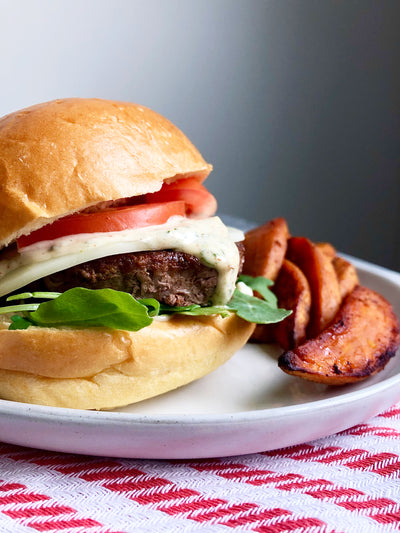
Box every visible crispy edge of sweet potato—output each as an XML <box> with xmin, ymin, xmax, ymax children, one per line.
<box><xmin>242</xmin><ymin>218</ymin><xmax>289</xmax><ymax>282</ymax></box>
<box><xmin>278</xmin><ymin>285</ymin><xmax>400</xmax><ymax>385</ymax></box>
<box><xmin>333</xmin><ymin>256</ymin><xmax>359</xmax><ymax>300</ymax></box>
<box><xmin>286</xmin><ymin>237</ymin><xmax>342</xmax><ymax>338</ymax></box>
<box><xmin>252</xmin><ymin>259</ymin><xmax>312</xmax><ymax>348</ymax></box>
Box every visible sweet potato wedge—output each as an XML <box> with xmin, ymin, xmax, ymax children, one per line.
<box><xmin>252</xmin><ymin>259</ymin><xmax>312</xmax><ymax>348</ymax></box>
<box><xmin>333</xmin><ymin>256</ymin><xmax>359</xmax><ymax>300</ymax></box>
<box><xmin>278</xmin><ymin>285</ymin><xmax>400</xmax><ymax>384</ymax></box>
<box><xmin>315</xmin><ymin>242</ymin><xmax>336</xmax><ymax>260</ymax></box>
<box><xmin>243</xmin><ymin>218</ymin><xmax>289</xmax><ymax>282</ymax></box>
<box><xmin>286</xmin><ymin>237</ymin><xmax>341</xmax><ymax>337</ymax></box>
<box><xmin>316</xmin><ymin>243</ymin><xmax>359</xmax><ymax>300</ymax></box>
<box><xmin>274</xmin><ymin>260</ymin><xmax>312</xmax><ymax>350</ymax></box>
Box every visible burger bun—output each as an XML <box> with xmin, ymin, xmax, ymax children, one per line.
<box><xmin>0</xmin><ymin>313</ymin><xmax>255</xmax><ymax>409</ymax></box>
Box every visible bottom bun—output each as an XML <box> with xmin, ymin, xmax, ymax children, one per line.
<box><xmin>0</xmin><ymin>313</ymin><xmax>255</xmax><ymax>409</ymax></box>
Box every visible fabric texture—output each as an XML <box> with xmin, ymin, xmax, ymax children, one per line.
<box><xmin>0</xmin><ymin>404</ymin><xmax>399</xmax><ymax>532</ymax></box>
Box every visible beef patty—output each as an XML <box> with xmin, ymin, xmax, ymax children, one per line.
<box><xmin>41</xmin><ymin>250</ymin><xmax>217</xmax><ymax>307</ymax></box>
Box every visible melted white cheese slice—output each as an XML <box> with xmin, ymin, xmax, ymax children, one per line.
<box><xmin>0</xmin><ymin>216</ymin><xmax>244</xmax><ymax>304</ymax></box>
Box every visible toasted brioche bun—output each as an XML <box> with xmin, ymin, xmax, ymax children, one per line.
<box><xmin>0</xmin><ymin>98</ymin><xmax>212</xmax><ymax>247</ymax></box>
<box><xmin>0</xmin><ymin>313</ymin><xmax>254</xmax><ymax>409</ymax></box>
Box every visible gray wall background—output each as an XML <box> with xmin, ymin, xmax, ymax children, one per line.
<box><xmin>1</xmin><ymin>0</ymin><xmax>399</xmax><ymax>269</ymax></box>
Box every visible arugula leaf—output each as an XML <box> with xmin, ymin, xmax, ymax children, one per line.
<box><xmin>237</xmin><ymin>275</ymin><xmax>277</xmax><ymax>306</ymax></box>
<box><xmin>0</xmin><ymin>303</ymin><xmax>40</xmax><ymax>314</ymax></box>
<box><xmin>160</xmin><ymin>276</ymin><xmax>289</xmax><ymax>323</ymax></box>
<box><xmin>23</xmin><ymin>288</ymin><xmax>154</xmax><ymax>331</ymax></box>
<box><xmin>6</xmin><ymin>291</ymin><xmax>61</xmax><ymax>302</ymax></box>
<box><xmin>3</xmin><ymin>275</ymin><xmax>291</xmax><ymax>331</ymax></box>
<box><xmin>227</xmin><ymin>288</ymin><xmax>291</xmax><ymax>324</ymax></box>
<box><xmin>160</xmin><ymin>303</ymin><xmax>230</xmax><ymax>318</ymax></box>
<box><xmin>138</xmin><ymin>298</ymin><xmax>160</xmax><ymax>317</ymax></box>
<box><xmin>9</xmin><ymin>315</ymin><xmax>32</xmax><ymax>330</ymax></box>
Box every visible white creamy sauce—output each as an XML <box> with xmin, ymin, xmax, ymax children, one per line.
<box><xmin>0</xmin><ymin>216</ymin><xmax>244</xmax><ymax>304</ymax></box>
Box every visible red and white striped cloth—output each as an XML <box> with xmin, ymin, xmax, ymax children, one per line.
<box><xmin>0</xmin><ymin>404</ymin><xmax>399</xmax><ymax>532</ymax></box>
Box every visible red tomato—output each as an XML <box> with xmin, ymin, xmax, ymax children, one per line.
<box><xmin>146</xmin><ymin>178</ymin><xmax>217</xmax><ymax>218</ymax></box>
<box><xmin>17</xmin><ymin>201</ymin><xmax>186</xmax><ymax>249</ymax></box>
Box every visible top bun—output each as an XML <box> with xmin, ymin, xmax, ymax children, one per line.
<box><xmin>0</xmin><ymin>98</ymin><xmax>212</xmax><ymax>247</ymax></box>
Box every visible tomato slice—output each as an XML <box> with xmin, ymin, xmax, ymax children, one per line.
<box><xmin>17</xmin><ymin>201</ymin><xmax>186</xmax><ymax>249</ymax></box>
<box><xmin>146</xmin><ymin>178</ymin><xmax>217</xmax><ymax>218</ymax></box>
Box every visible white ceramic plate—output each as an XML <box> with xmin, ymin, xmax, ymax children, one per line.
<box><xmin>0</xmin><ymin>256</ymin><xmax>400</xmax><ymax>459</ymax></box>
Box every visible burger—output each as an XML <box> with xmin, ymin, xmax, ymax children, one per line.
<box><xmin>0</xmin><ymin>98</ymin><xmax>286</xmax><ymax>410</ymax></box>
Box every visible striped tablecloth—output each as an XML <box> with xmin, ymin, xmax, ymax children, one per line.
<box><xmin>0</xmin><ymin>404</ymin><xmax>399</xmax><ymax>532</ymax></box>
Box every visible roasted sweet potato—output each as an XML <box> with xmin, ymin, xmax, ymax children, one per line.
<box><xmin>252</xmin><ymin>259</ymin><xmax>312</xmax><ymax>348</ymax></box>
<box><xmin>278</xmin><ymin>285</ymin><xmax>400</xmax><ymax>384</ymax></box>
<box><xmin>315</xmin><ymin>242</ymin><xmax>336</xmax><ymax>260</ymax></box>
<box><xmin>286</xmin><ymin>237</ymin><xmax>341</xmax><ymax>337</ymax></box>
<box><xmin>316</xmin><ymin>243</ymin><xmax>359</xmax><ymax>300</ymax></box>
<box><xmin>333</xmin><ymin>256</ymin><xmax>359</xmax><ymax>300</ymax></box>
<box><xmin>274</xmin><ymin>260</ymin><xmax>312</xmax><ymax>350</ymax></box>
<box><xmin>243</xmin><ymin>218</ymin><xmax>289</xmax><ymax>282</ymax></box>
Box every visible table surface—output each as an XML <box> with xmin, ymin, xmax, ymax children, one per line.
<box><xmin>0</xmin><ymin>402</ymin><xmax>399</xmax><ymax>533</ymax></box>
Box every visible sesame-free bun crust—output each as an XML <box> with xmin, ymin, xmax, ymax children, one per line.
<box><xmin>0</xmin><ymin>313</ymin><xmax>254</xmax><ymax>410</ymax></box>
<box><xmin>0</xmin><ymin>98</ymin><xmax>212</xmax><ymax>247</ymax></box>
